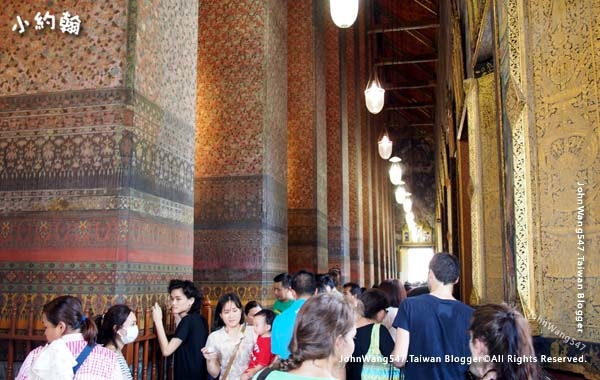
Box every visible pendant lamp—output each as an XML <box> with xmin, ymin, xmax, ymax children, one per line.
<box><xmin>378</xmin><ymin>133</ymin><xmax>393</xmax><ymax>160</ymax></box>
<box><xmin>365</xmin><ymin>70</ymin><xmax>385</xmax><ymax>114</ymax></box>
<box><xmin>403</xmin><ymin>196</ymin><xmax>413</xmax><ymax>213</ymax></box>
<box><xmin>405</xmin><ymin>210</ymin><xmax>415</xmax><ymax>224</ymax></box>
<box><xmin>388</xmin><ymin>156</ymin><xmax>403</xmax><ymax>185</ymax></box>
<box><xmin>394</xmin><ymin>184</ymin><xmax>407</xmax><ymax>204</ymax></box>
<box><xmin>330</xmin><ymin>0</ymin><xmax>359</xmax><ymax>28</ymax></box>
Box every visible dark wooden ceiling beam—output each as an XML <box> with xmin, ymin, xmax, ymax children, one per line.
<box><xmin>386</xmin><ymin>104</ymin><xmax>435</xmax><ymax>110</ymax></box>
<box><xmin>406</xmin><ymin>30</ymin><xmax>436</xmax><ymax>51</ymax></box>
<box><xmin>388</xmin><ymin>123</ymin><xmax>434</xmax><ymax>128</ymax></box>
<box><xmin>386</xmin><ymin>83</ymin><xmax>437</xmax><ymax>91</ymax></box>
<box><xmin>376</xmin><ymin>58</ymin><xmax>437</xmax><ymax>66</ymax></box>
<box><xmin>368</xmin><ymin>23</ymin><xmax>439</xmax><ymax>34</ymax></box>
<box><xmin>414</xmin><ymin>0</ymin><xmax>438</xmax><ymax>16</ymax></box>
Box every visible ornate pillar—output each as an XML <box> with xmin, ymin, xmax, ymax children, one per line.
<box><xmin>360</xmin><ymin>21</ymin><xmax>374</xmax><ymax>287</ymax></box>
<box><xmin>326</xmin><ymin>17</ymin><xmax>350</xmax><ymax>280</ymax></box>
<box><xmin>194</xmin><ymin>1</ymin><xmax>288</xmax><ymax>304</ymax></box>
<box><xmin>373</xmin><ymin>155</ymin><xmax>384</xmax><ymax>284</ymax></box>
<box><xmin>0</xmin><ymin>1</ymin><xmax>199</xmax><ymax>315</ymax></box>
<box><xmin>345</xmin><ymin>26</ymin><xmax>364</xmax><ymax>284</ymax></box>
<box><xmin>466</xmin><ymin>74</ymin><xmax>505</xmax><ymax>304</ymax></box>
<box><xmin>362</xmin><ymin>122</ymin><xmax>375</xmax><ymax>287</ymax></box>
<box><xmin>287</xmin><ymin>0</ymin><xmax>328</xmax><ymax>274</ymax></box>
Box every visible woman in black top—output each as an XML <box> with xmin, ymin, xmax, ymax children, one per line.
<box><xmin>346</xmin><ymin>288</ymin><xmax>395</xmax><ymax>380</ymax></box>
<box><xmin>152</xmin><ymin>279</ymin><xmax>209</xmax><ymax>380</ymax></box>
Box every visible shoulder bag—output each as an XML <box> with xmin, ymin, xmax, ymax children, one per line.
<box><xmin>361</xmin><ymin>324</ymin><xmax>403</xmax><ymax>380</ymax></box>
<box><xmin>221</xmin><ymin>324</ymin><xmax>247</xmax><ymax>380</ymax></box>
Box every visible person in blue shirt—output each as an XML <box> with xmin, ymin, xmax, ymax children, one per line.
<box><xmin>271</xmin><ymin>270</ymin><xmax>316</xmax><ymax>361</ymax></box>
<box><xmin>391</xmin><ymin>252</ymin><xmax>474</xmax><ymax>380</ymax></box>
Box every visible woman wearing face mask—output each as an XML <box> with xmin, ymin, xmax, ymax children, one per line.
<box><xmin>96</xmin><ymin>304</ymin><xmax>138</xmax><ymax>380</ymax></box>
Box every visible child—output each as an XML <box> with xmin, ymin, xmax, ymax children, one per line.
<box><xmin>241</xmin><ymin>309</ymin><xmax>276</xmax><ymax>380</ymax></box>
<box><xmin>152</xmin><ymin>279</ymin><xmax>209</xmax><ymax>380</ymax></box>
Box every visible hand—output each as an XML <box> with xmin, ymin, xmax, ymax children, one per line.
<box><xmin>240</xmin><ymin>372</ymin><xmax>251</xmax><ymax>380</ymax></box>
<box><xmin>201</xmin><ymin>346</ymin><xmax>219</xmax><ymax>361</ymax></box>
<box><xmin>151</xmin><ymin>303</ymin><xmax>163</xmax><ymax>323</ymax></box>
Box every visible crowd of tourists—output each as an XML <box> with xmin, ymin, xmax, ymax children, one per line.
<box><xmin>15</xmin><ymin>253</ymin><xmax>548</xmax><ymax>380</ymax></box>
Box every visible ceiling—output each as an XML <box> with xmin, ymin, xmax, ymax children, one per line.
<box><xmin>367</xmin><ymin>0</ymin><xmax>439</xmax><ymax>226</ymax></box>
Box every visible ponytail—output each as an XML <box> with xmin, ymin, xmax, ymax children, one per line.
<box><xmin>94</xmin><ymin>314</ymin><xmax>106</xmax><ymax>343</ymax></box>
<box><xmin>42</xmin><ymin>296</ymin><xmax>98</xmax><ymax>346</ymax></box>
<box><xmin>95</xmin><ymin>304</ymin><xmax>133</xmax><ymax>347</ymax></box>
<box><xmin>470</xmin><ymin>304</ymin><xmax>541</xmax><ymax>380</ymax></box>
<box><xmin>81</xmin><ymin>314</ymin><xmax>98</xmax><ymax>346</ymax></box>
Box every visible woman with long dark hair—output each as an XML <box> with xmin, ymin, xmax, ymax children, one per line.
<box><xmin>202</xmin><ymin>293</ymin><xmax>256</xmax><ymax>380</ymax></box>
<box><xmin>378</xmin><ymin>279</ymin><xmax>407</xmax><ymax>340</ymax></box>
<box><xmin>469</xmin><ymin>304</ymin><xmax>543</xmax><ymax>380</ymax></box>
<box><xmin>96</xmin><ymin>304</ymin><xmax>138</xmax><ymax>379</ymax></box>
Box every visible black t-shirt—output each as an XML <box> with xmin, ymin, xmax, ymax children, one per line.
<box><xmin>173</xmin><ymin>313</ymin><xmax>208</xmax><ymax>380</ymax></box>
<box><xmin>393</xmin><ymin>294</ymin><xmax>474</xmax><ymax>380</ymax></box>
<box><xmin>346</xmin><ymin>323</ymin><xmax>395</xmax><ymax>380</ymax></box>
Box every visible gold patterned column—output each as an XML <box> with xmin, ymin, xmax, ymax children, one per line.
<box><xmin>466</xmin><ymin>73</ymin><xmax>505</xmax><ymax>304</ymax></box>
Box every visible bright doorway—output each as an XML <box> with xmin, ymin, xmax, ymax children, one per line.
<box><xmin>405</xmin><ymin>247</ymin><xmax>434</xmax><ymax>284</ymax></box>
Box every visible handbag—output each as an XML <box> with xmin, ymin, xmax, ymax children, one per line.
<box><xmin>221</xmin><ymin>324</ymin><xmax>246</xmax><ymax>380</ymax></box>
<box><xmin>361</xmin><ymin>324</ymin><xmax>404</xmax><ymax>380</ymax></box>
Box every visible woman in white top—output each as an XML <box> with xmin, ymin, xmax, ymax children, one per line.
<box><xmin>202</xmin><ymin>293</ymin><xmax>255</xmax><ymax>380</ymax></box>
<box><xmin>16</xmin><ymin>295</ymin><xmax>120</xmax><ymax>380</ymax></box>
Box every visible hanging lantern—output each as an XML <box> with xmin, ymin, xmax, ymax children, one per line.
<box><xmin>388</xmin><ymin>156</ymin><xmax>403</xmax><ymax>185</ymax></box>
<box><xmin>405</xmin><ymin>211</ymin><xmax>415</xmax><ymax>225</ymax></box>
<box><xmin>330</xmin><ymin>0</ymin><xmax>359</xmax><ymax>28</ymax></box>
<box><xmin>394</xmin><ymin>182</ymin><xmax>406</xmax><ymax>204</ymax></box>
<box><xmin>378</xmin><ymin>133</ymin><xmax>393</xmax><ymax>160</ymax></box>
<box><xmin>365</xmin><ymin>71</ymin><xmax>385</xmax><ymax>114</ymax></box>
<box><xmin>403</xmin><ymin>196</ymin><xmax>413</xmax><ymax>213</ymax></box>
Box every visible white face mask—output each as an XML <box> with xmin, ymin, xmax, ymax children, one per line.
<box><xmin>119</xmin><ymin>325</ymin><xmax>139</xmax><ymax>344</ymax></box>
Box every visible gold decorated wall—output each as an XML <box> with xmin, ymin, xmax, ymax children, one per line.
<box><xmin>497</xmin><ymin>0</ymin><xmax>600</xmax><ymax>344</ymax></box>
<box><xmin>419</xmin><ymin>0</ymin><xmax>600</xmax><ymax>375</ymax></box>
<box><xmin>529</xmin><ymin>0</ymin><xmax>599</xmax><ymax>340</ymax></box>
<box><xmin>498</xmin><ymin>0</ymin><xmax>599</xmax><ymax>376</ymax></box>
